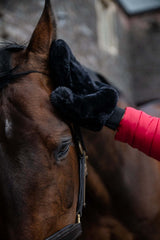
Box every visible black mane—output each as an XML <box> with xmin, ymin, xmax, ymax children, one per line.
<box><xmin>0</xmin><ymin>42</ymin><xmax>25</xmax><ymax>89</ymax></box>
<box><xmin>0</xmin><ymin>42</ymin><xmax>35</xmax><ymax>90</ymax></box>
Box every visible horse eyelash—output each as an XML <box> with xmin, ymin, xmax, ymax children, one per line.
<box><xmin>54</xmin><ymin>138</ymin><xmax>73</xmax><ymax>162</ymax></box>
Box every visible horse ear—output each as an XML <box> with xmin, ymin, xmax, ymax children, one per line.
<box><xmin>27</xmin><ymin>0</ymin><xmax>56</xmax><ymax>55</ymax></box>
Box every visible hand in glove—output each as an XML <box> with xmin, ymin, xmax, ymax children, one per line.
<box><xmin>50</xmin><ymin>40</ymin><xmax>123</xmax><ymax>131</ymax></box>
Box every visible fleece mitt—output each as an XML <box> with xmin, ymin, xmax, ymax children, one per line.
<box><xmin>50</xmin><ymin>39</ymin><xmax>119</xmax><ymax>131</ymax></box>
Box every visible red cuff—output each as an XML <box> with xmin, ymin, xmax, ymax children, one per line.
<box><xmin>115</xmin><ymin>107</ymin><xmax>160</xmax><ymax>161</ymax></box>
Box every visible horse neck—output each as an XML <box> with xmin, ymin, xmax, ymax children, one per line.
<box><xmin>83</xmin><ymin>97</ymin><xmax>160</xmax><ymax>237</ymax></box>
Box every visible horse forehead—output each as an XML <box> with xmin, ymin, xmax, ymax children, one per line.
<box><xmin>4</xmin><ymin>90</ymin><xmax>70</xmax><ymax>142</ymax></box>
<box><xmin>0</xmin><ymin>69</ymin><xmax>71</xmax><ymax>141</ymax></box>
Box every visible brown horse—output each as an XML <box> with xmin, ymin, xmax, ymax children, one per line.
<box><xmin>0</xmin><ymin>1</ymin><xmax>81</xmax><ymax>240</ymax></box>
<box><xmin>2</xmin><ymin>1</ymin><xmax>160</xmax><ymax>240</ymax></box>
<box><xmin>80</xmin><ymin>93</ymin><xmax>160</xmax><ymax>240</ymax></box>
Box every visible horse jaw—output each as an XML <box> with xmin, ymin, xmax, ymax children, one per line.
<box><xmin>27</xmin><ymin>0</ymin><xmax>56</xmax><ymax>55</ymax></box>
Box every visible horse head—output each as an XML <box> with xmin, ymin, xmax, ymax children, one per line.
<box><xmin>0</xmin><ymin>1</ymin><xmax>81</xmax><ymax>239</ymax></box>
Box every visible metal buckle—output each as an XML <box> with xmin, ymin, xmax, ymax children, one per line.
<box><xmin>78</xmin><ymin>141</ymin><xmax>84</xmax><ymax>156</ymax></box>
<box><xmin>77</xmin><ymin>214</ymin><xmax>81</xmax><ymax>224</ymax></box>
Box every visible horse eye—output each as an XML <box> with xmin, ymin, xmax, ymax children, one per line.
<box><xmin>55</xmin><ymin>138</ymin><xmax>72</xmax><ymax>161</ymax></box>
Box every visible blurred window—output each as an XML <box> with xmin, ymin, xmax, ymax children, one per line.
<box><xmin>116</xmin><ymin>0</ymin><xmax>160</xmax><ymax>15</ymax></box>
<box><xmin>96</xmin><ymin>1</ymin><xmax>119</xmax><ymax>56</ymax></box>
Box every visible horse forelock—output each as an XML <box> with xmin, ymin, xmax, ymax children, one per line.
<box><xmin>0</xmin><ymin>43</ymin><xmax>30</xmax><ymax>90</ymax></box>
<box><xmin>0</xmin><ymin>42</ymin><xmax>25</xmax><ymax>68</ymax></box>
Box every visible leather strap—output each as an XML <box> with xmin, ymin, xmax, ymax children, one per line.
<box><xmin>44</xmin><ymin>125</ymin><xmax>87</xmax><ymax>240</ymax></box>
<box><xmin>71</xmin><ymin>124</ymin><xmax>87</xmax><ymax>216</ymax></box>
<box><xmin>45</xmin><ymin>223</ymin><xmax>82</xmax><ymax>240</ymax></box>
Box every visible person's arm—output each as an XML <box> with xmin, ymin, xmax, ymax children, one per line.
<box><xmin>114</xmin><ymin>107</ymin><xmax>160</xmax><ymax>161</ymax></box>
<box><xmin>49</xmin><ymin>39</ymin><xmax>160</xmax><ymax>162</ymax></box>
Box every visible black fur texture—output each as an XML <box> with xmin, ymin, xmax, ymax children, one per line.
<box><xmin>50</xmin><ymin>39</ymin><xmax>118</xmax><ymax>131</ymax></box>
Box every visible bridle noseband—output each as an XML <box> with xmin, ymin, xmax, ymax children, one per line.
<box><xmin>45</xmin><ymin>125</ymin><xmax>88</xmax><ymax>240</ymax></box>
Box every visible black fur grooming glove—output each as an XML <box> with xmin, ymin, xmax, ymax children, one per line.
<box><xmin>50</xmin><ymin>39</ymin><xmax>120</xmax><ymax>131</ymax></box>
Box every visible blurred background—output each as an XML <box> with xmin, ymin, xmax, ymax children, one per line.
<box><xmin>0</xmin><ymin>0</ymin><xmax>160</xmax><ymax>104</ymax></box>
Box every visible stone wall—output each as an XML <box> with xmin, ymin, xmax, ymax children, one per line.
<box><xmin>0</xmin><ymin>0</ymin><xmax>160</xmax><ymax>103</ymax></box>
<box><xmin>0</xmin><ymin>0</ymin><xmax>133</xmax><ymax>103</ymax></box>
<box><xmin>129</xmin><ymin>12</ymin><xmax>160</xmax><ymax>103</ymax></box>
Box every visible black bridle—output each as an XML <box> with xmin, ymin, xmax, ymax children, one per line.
<box><xmin>45</xmin><ymin>124</ymin><xmax>88</xmax><ymax>240</ymax></box>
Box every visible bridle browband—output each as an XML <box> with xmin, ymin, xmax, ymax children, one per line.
<box><xmin>45</xmin><ymin>124</ymin><xmax>88</xmax><ymax>240</ymax></box>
